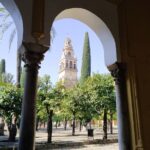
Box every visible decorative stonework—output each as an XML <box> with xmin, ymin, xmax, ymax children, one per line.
<box><xmin>110</xmin><ymin>63</ymin><xmax>125</xmax><ymax>84</ymax></box>
<box><xmin>58</xmin><ymin>38</ymin><xmax>77</xmax><ymax>88</ymax></box>
<box><xmin>21</xmin><ymin>42</ymin><xmax>48</xmax><ymax>68</ymax></box>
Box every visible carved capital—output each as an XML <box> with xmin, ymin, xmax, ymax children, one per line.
<box><xmin>108</xmin><ymin>63</ymin><xmax>126</xmax><ymax>84</ymax></box>
<box><xmin>21</xmin><ymin>42</ymin><xmax>48</xmax><ymax>69</ymax></box>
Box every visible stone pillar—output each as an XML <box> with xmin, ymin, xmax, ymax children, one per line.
<box><xmin>18</xmin><ymin>43</ymin><xmax>48</xmax><ymax>150</ymax></box>
<box><xmin>110</xmin><ymin>63</ymin><xmax>132</xmax><ymax>150</ymax></box>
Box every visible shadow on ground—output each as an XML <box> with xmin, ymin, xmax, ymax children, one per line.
<box><xmin>0</xmin><ymin>139</ymin><xmax>118</xmax><ymax>150</ymax></box>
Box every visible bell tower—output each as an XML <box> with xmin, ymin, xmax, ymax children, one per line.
<box><xmin>58</xmin><ymin>38</ymin><xmax>77</xmax><ymax>88</ymax></box>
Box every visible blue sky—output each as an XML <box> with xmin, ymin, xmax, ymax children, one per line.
<box><xmin>0</xmin><ymin>18</ymin><xmax>109</xmax><ymax>84</ymax></box>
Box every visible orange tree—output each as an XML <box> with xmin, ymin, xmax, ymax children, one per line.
<box><xmin>0</xmin><ymin>83</ymin><xmax>22</xmax><ymax>141</ymax></box>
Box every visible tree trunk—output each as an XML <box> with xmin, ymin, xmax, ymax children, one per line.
<box><xmin>89</xmin><ymin>120</ymin><xmax>92</xmax><ymax>129</ymax></box>
<box><xmin>47</xmin><ymin>110</ymin><xmax>53</xmax><ymax>143</ymax></box>
<box><xmin>64</xmin><ymin>118</ymin><xmax>67</xmax><ymax>130</ymax></box>
<box><xmin>110</xmin><ymin>112</ymin><xmax>113</xmax><ymax>134</ymax></box>
<box><xmin>8</xmin><ymin>116</ymin><xmax>18</xmax><ymax>142</ymax></box>
<box><xmin>72</xmin><ymin>112</ymin><xmax>75</xmax><ymax>136</ymax></box>
<box><xmin>103</xmin><ymin>109</ymin><xmax>107</xmax><ymax>140</ymax></box>
<box><xmin>8</xmin><ymin>124</ymin><xmax>17</xmax><ymax>142</ymax></box>
<box><xmin>55</xmin><ymin>121</ymin><xmax>58</xmax><ymax>129</ymax></box>
<box><xmin>58</xmin><ymin>121</ymin><xmax>61</xmax><ymax>127</ymax></box>
<box><xmin>36</xmin><ymin>117</ymin><xmax>39</xmax><ymax>131</ymax></box>
<box><xmin>44</xmin><ymin>122</ymin><xmax>46</xmax><ymax>128</ymax></box>
<box><xmin>0</xmin><ymin>124</ymin><xmax>4</xmax><ymax>136</ymax></box>
<box><xmin>0</xmin><ymin>118</ymin><xmax>5</xmax><ymax>136</ymax></box>
<box><xmin>79</xmin><ymin>120</ymin><xmax>82</xmax><ymax>131</ymax></box>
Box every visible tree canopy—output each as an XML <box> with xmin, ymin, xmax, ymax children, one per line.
<box><xmin>80</xmin><ymin>32</ymin><xmax>91</xmax><ymax>84</ymax></box>
<box><xmin>0</xmin><ymin>84</ymin><xmax>22</xmax><ymax>124</ymax></box>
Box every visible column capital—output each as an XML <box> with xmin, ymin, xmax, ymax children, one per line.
<box><xmin>108</xmin><ymin>63</ymin><xmax>126</xmax><ymax>84</ymax></box>
<box><xmin>21</xmin><ymin>42</ymin><xmax>49</xmax><ymax>69</ymax></box>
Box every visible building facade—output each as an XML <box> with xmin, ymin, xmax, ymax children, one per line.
<box><xmin>58</xmin><ymin>38</ymin><xmax>77</xmax><ymax>88</ymax></box>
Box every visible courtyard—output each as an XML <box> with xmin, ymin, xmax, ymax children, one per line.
<box><xmin>0</xmin><ymin>126</ymin><xmax>118</xmax><ymax>149</ymax></box>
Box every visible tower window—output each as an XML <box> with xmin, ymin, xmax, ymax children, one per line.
<box><xmin>70</xmin><ymin>61</ymin><xmax>72</xmax><ymax>68</ymax></box>
<box><xmin>68</xmin><ymin>52</ymin><xmax>71</xmax><ymax>56</ymax></box>
<box><xmin>74</xmin><ymin>64</ymin><xmax>76</xmax><ymax>69</ymax></box>
<box><xmin>66</xmin><ymin>61</ymin><xmax>68</xmax><ymax>68</ymax></box>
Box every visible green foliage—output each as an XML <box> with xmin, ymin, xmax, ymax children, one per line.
<box><xmin>36</xmin><ymin>99</ymin><xmax>47</xmax><ymax>122</ymax></box>
<box><xmin>0</xmin><ymin>84</ymin><xmax>22</xmax><ymax>124</ymax></box>
<box><xmin>36</xmin><ymin>73</ymin><xmax>116</xmax><ymax>126</ymax></box>
<box><xmin>37</xmin><ymin>76</ymin><xmax>66</xmax><ymax>122</ymax></box>
<box><xmin>86</xmin><ymin>74</ymin><xmax>116</xmax><ymax>114</ymax></box>
<box><xmin>0</xmin><ymin>59</ymin><xmax>5</xmax><ymax>74</ymax></box>
<box><xmin>0</xmin><ymin>59</ymin><xmax>14</xmax><ymax>83</ymax></box>
<box><xmin>2</xmin><ymin>73</ymin><xmax>14</xmax><ymax>83</ymax></box>
<box><xmin>38</xmin><ymin>75</ymin><xmax>52</xmax><ymax>92</ymax></box>
<box><xmin>37</xmin><ymin>75</ymin><xmax>52</xmax><ymax>120</ymax></box>
<box><xmin>62</xmin><ymin>84</ymin><xmax>95</xmax><ymax>124</ymax></box>
<box><xmin>48</xmin><ymin>82</ymin><xmax>66</xmax><ymax>111</ymax></box>
<box><xmin>60</xmin><ymin>73</ymin><xmax>116</xmax><ymax>124</ymax></box>
<box><xmin>0</xmin><ymin>8</ymin><xmax>5</xmax><ymax>12</ymax></box>
<box><xmin>80</xmin><ymin>32</ymin><xmax>91</xmax><ymax>84</ymax></box>
<box><xmin>53</xmin><ymin>113</ymin><xmax>64</xmax><ymax>123</ymax></box>
<box><xmin>63</xmin><ymin>85</ymin><xmax>81</xmax><ymax>114</ymax></box>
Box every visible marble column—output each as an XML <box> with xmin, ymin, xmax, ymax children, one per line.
<box><xmin>18</xmin><ymin>43</ymin><xmax>48</xmax><ymax>150</ymax></box>
<box><xmin>110</xmin><ymin>63</ymin><xmax>132</xmax><ymax>150</ymax></box>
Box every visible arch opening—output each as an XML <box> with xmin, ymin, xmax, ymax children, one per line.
<box><xmin>52</xmin><ymin>8</ymin><xmax>117</xmax><ymax>67</ymax></box>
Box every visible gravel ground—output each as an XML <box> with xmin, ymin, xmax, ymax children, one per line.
<box><xmin>0</xmin><ymin>127</ymin><xmax>119</xmax><ymax>150</ymax></box>
<box><xmin>70</xmin><ymin>143</ymin><xmax>118</xmax><ymax>150</ymax></box>
<box><xmin>43</xmin><ymin>143</ymin><xmax>118</xmax><ymax>150</ymax></box>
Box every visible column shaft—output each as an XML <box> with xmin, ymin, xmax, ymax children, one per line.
<box><xmin>18</xmin><ymin>65</ymin><xmax>38</xmax><ymax>150</ymax></box>
<box><xmin>18</xmin><ymin>43</ymin><xmax>48</xmax><ymax>150</ymax></box>
<box><xmin>111</xmin><ymin>63</ymin><xmax>132</xmax><ymax>150</ymax></box>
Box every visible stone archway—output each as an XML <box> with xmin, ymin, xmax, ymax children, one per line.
<box><xmin>0</xmin><ymin>1</ymin><xmax>133</xmax><ymax>149</ymax></box>
<box><xmin>54</xmin><ymin>8</ymin><xmax>117</xmax><ymax>66</ymax></box>
<box><xmin>0</xmin><ymin>0</ymin><xmax>24</xmax><ymax>143</ymax></box>
<box><xmin>50</xmin><ymin>8</ymin><xmax>131</xmax><ymax>150</ymax></box>
<box><xmin>0</xmin><ymin>0</ymin><xmax>23</xmax><ymax>49</ymax></box>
